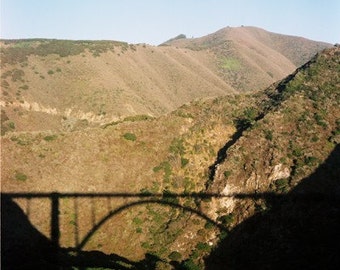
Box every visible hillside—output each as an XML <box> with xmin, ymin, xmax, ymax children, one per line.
<box><xmin>0</xmin><ymin>40</ymin><xmax>232</xmax><ymax>133</ymax></box>
<box><xmin>163</xmin><ymin>26</ymin><xmax>331</xmax><ymax>90</ymax></box>
<box><xmin>0</xmin><ymin>27</ymin><xmax>331</xmax><ymax>134</ymax></box>
<box><xmin>2</xmin><ymin>46</ymin><xmax>339</xmax><ymax>269</ymax></box>
<box><xmin>205</xmin><ymin>46</ymin><xmax>340</xmax><ymax>269</ymax></box>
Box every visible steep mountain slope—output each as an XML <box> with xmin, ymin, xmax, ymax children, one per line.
<box><xmin>205</xmin><ymin>46</ymin><xmax>340</xmax><ymax>269</ymax></box>
<box><xmin>2</xmin><ymin>46</ymin><xmax>339</xmax><ymax>269</ymax></box>
<box><xmin>1</xmin><ymin>27</ymin><xmax>331</xmax><ymax>134</ymax></box>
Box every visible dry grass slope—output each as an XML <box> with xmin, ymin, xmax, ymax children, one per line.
<box><xmin>1</xmin><ymin>26</ymin><xmax>331</xmax><ymax>134</ymax></box>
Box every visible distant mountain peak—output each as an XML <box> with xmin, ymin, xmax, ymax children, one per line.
<box><xmin>160</xmin><ymin>33</ymin><xmax>187</xmax><ymax>46</ymax></box>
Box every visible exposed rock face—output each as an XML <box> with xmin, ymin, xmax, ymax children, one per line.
<box><xmin>268</xmin><ymin>163</ymin><xmax>291</xmax><ymax>182</ymax></box>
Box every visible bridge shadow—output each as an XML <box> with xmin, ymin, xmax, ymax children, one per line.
<box><xmin>205</xmin><ymin>144</ymin><xmax>340</xmax><ymax>270</ymax></box>
<box><xmin>1</xmin><ymin>194</ymin><xmax>164</xmax><ymax>269</ymax></box>
<box><xmin>2</xmin><ymin>145</ymin><xmax>339</xmax><ymax>269</ymax></box>
<box><xmin>0</xmin><ymin>191</ymin><xmax>247</xmax><ymax>269</ymax></box>
<box><xmin>2</xmin><ymin>189</ymin><xmax>286</xmax><ymax>269</ymax></box>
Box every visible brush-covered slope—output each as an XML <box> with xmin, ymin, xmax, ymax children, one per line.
<box><xmin>2</xmin><ymin>46</ymin><xmax>339</xmax><ymax>269</ymax></box>
<box><xmin>1</xmin><ymin>27</ymin><xmax>331</xmax><ymax>134</ymax></box>
<box><xmin>205</xmin><ymin>46</ymin><xmax>340</xmax><ymax>269</ymax></box>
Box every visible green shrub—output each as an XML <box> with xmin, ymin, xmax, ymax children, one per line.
<box><xmin>44</xmin><ymin>135</ymin><xmax>57</xmax><ymax>141</ymax></box>
<box><xmin>154</xmin><ymin>161</ymin><xmax>172</xmax><ymax>182</ymax></box>
<box><xmin>19</xmin><ymin>84</ymin><xmax>29</xmax><ymax>90</ymax></box>
<box><xmin>314</xmin><ymin>113</ymin><xmax>327</xmax><ymax>128</ymax></box>
<box><xmin>218</xmin><ymin>214</ymin><xmax>234</xmax><ymax>226</ymax></box>
<box><xmin>204</xmin><ymin>221</ymin><xmax>214</xmax><ymax>230</ymax></box>
<box><xmin>311</xmin><ymin>135</ymin><xmax>319</xmax><ymax>142</ymax></box>
<box><xmin>234</xmin><ymin>107</ymin><xmax>258</xmax><ymax>130</ymax></box>
<box><xmin>141</xmin><ymin>242</ymin><xmax>151</xmax><ymax>249</ymax></box>
<box><xmin>223</xmin><ymin>170</ymin><xmax>232</xmax><ymax>178</ymax></box>
<box><xmin>132</xmin><ymin>217</ymin><xmax>143</xmax><ymax>225</ymax></box>
<box><xmin>47</xmin><ymin>70</ymin><xmax>54</xmax><ymax>75</ymax></box>
<box><xmin>304</xmin><ymin>156</ymin><xmax>318</xmax><ymax>166</ymax></box>
<box><xmin>8</xmin><ymin>121</ymin><xmax>15</xmax><ymax>130</ymax></box>
<box><xmin>140</xmin><ymin>188</ymin><xmax>152</xmax><ymax>195</ymax></box>
<box><xmin>168</xmin><ymin>251</ymin><xmax>182</xmax><ymax>261</ymax></box>
<box><xmin>153</xmin><ymin>165</ymin><xmax>162</xmax><ymax>172</ymax></box>
<box><xmin>181</xmin><ymin>259</ymin><xmax>200</xmax><ymax>270</ymax></box>
<box><xmin>275</xmin><ymin>178</ymin><xmax>289</xmax><ymax>191</ymax></box>
<box><xmin>196</xmin><ymin>242</ymin><xmax>211</xmax><ymax>252</ymax></box>
<box><xmin>181</xmin><ymin>157</ymin><xmax>189</xmax><ymax>168</ymax></box>
<box><xmin>123</xmin><ymin>132</ymin><xmax>136</xmax><ymax>141</ymax></box>
<box><xmin>169</xmin><ymin>137</ymin><xmax>185</xmax><ymax>156</ymax></box>
<box><xmin>264</xmin><ymin>129</ymin><xmax>273</xmax><ymax>141</ymax></box>
<box><xmin>15</xmin><ymin>172</ymin><xmax>27</xmax><ymax>181</ymax></box>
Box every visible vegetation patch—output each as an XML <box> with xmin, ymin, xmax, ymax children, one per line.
<box><xmin>1</xmin><ymin>39</ymin><xmax>129</xmax><ymax>65</ymax></box>
<box><xmin>169</xmin><ymin>137</ymin><xmax>185</xmax><ymax>156</ymax></box>
<box><xmin>14</xmin><ymin>171</ymin><xmax>27</xmax><ymax>181</ymax></box>
<box><xmin>168</xmin><ymin>251</ymin><xmax>182</xmax><ymax>261</ymax></box>
<box><xmin>123</xmin><ymin>132</ymin><xmax>137</xmax><ymax>141</ymax></box>
<box><xmin>43</xmin><ymin>134</ymin><xmax>58</xmax><ymax>141</ymax></box>
<box><xmin>123</xmin><ymin>114</ymin><xmax>154</xmax><ymax>122</ymax></box>
<box><xmin>219</xmin><ymin>57</ymin><xmax>241</xmax><ymax>71</ymax></box>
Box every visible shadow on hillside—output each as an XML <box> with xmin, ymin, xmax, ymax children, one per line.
<box><xmin>2</xmin><ymin>190</ymin><xmax>232</xmax><ymax>269</ymax></box>
<box><xmin>205</xmin><ymin>144</ymin><xmax>340</xmax><ymax>270</ymax></box>
<box><xmin>208</xmin><ymin>112</ymin><xmax>265</xmax><ymax>184</ymax></box>
<box><xmin>1</xmin><ymin>195</ymin><xmax>59</xmax><ymax>269</ymax></box>
<box><xmin>1</xmin><ymin>195</ymin><xmax>166</xmax><ymax>270</ymax></box>
<box><xmin>2</xmin><ymin>145</ymin><xmax>339</xmax><ymax>269</ymax></box>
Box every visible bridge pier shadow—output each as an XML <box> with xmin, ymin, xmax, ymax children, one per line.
<box><xmin>1</xmin><ymin>195</ymin><xmax>60</xmax><ymax>269</ymax></box>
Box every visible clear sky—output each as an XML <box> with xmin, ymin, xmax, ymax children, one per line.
<box><xmin>1</xmin><ymin>0</ymin><xmax>339</xmax><ymax>45</ymax></box>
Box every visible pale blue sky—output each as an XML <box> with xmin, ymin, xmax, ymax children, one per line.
<box><xmin>1</xmin><ymin>0</ymin><xmax>339</xmax><ymax>45</ymax></box>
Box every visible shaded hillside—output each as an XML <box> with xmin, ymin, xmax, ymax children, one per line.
<box><xmin>0</xmin><ymin>27</ymin><xmax>331</xmax><ymax>134</ymax></box>
<box><xmin>204</xmin><ymin>46</ymin><xmax>340</xmax><ymax>269</ymax></box>
<box><xmin>206</xmin><ymin>145</ymin><xmax>340</xmax><ymax>270</ymax></box>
